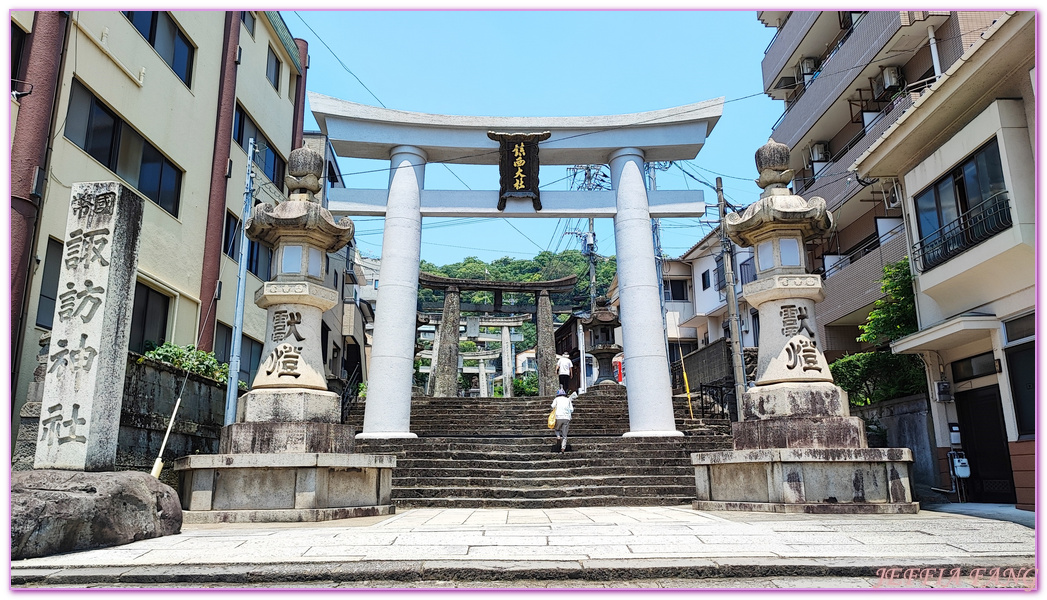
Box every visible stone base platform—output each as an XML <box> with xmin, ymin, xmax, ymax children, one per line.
<box><xmin>692</xmin><ymin>500</ymin><xmax>919</xmax><ymax>514</ymax></box>
<box><xmin>580</xmin><ymin>381</ymin><xmax>626</xmax><ymax>397</ymax></box>
<box><xmin>692</xmin><ymin>447</ymin><xmax>917</xmax><ymax>513</ymax></box>
<box><xmin>182</xmin><ymin>504</ymin><xmax>395</xmax><ymax>524</ymax></box>
<box><xmin>732</xmin><ymin>416</ymin><xmax>867</xmax><ymax>450</ymax></box>
<box><xmin>236</xmin><ymin>388</ymin><xmax>341</xmax><ymax>423</ymax></box>
<box><xmin>174</xmin><ymin>453</ymin><xmax>395</xmax><ymax>523</ymax></box>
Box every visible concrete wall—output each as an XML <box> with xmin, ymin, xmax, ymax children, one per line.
<box><xmin>852</xmin><ymin>394</ymin><xmax>937</xmax><ymax>499</ymax></box>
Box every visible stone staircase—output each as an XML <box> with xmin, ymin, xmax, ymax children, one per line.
<box><xmin>347</xmin><ymin>394</ymin><xmax>733</xmax><ymax>508</ymax></box>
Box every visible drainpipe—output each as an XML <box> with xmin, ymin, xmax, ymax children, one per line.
<box><xmin>927</xmin><ymin>25</ymin><xmax>942</xmax><ymax>79</ymax></box>
<box><xmin>291</xmin><ymin>38</ymin><xmax>309</xmax><ymax>149</ymax></box>
<box><xmin>197</xmin><ymin>10</ymin><xmax>241</xmax><ymax>351</ymax></box>
<box><xmin>10</xmin><ymin>11</ymin><xmax>70</xmax><ymax>397</ymax></box>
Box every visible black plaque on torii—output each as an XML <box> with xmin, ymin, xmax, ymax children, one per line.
<box><xmin>487</xmin><ymin>131</ymin><xmax>551</xmax><ymax>211</ymax></box>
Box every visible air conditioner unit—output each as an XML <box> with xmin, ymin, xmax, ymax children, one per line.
<box><xmin>800</xmin><ymin>57</ymin><xmax>819</xmax><ymax>75</ymax></box>
<box><xmin>810</xmin><ymin>142</ymin><xmax>831</xmax><ymax>162</ymax></box>
<box><xmin>886</xmin><ymin>186</ymin><xmax>902</xmax><ymax>209</ymax></box>
<box><xmin>873</xmin><ymin>66</ymin><xmax>903</xmax><ymax>100</ymax></box>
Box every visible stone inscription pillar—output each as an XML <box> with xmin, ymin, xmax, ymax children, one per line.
<box><xmin>432</xmin><ymin>287</ymin><xmax>461</xmax><ymax>397</ymax></box>
<box><xmin>609</xmin><ymin>148</ymin><xmax>680</xmax><ymax>437</ymax></box>
<box><xmin>478</xmin><ymin>358</ymin><xmax>488</xmax><ymax>397</ymax></box>
<box><xmin>500</xmin><ymin>325</ymin><xmax>513</xmax><ymax>398</ymax></box>
<box><xmin>35</xmin><ymin>182</ymin><xmax>144</xmax><ymax>470</ymax></box>
<box><xmin>536</xmin><ymin>290</ymin><xmax>557</xmax><ymax>396</ymax></box>
<box><xmin>360</xmin><ymin>146</ymin><xmax>425</xmax><ymax>438</ymax></box>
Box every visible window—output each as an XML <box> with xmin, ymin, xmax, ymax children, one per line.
<box><xmin>65</xmin><ymin>79</ymin><xmax>182</xmax><ymax>216</ymax></box>
<box><xmin>246</xmin><ymin>238</ymin><xmax>272</xmax><ymax>280</ymax></box>
<box><xmin>129</xmin><ymin>282</ymin><xmax>170</xmax><ymax>354</ymax></box>
<box><xmin>714</xmin><ymin>255</ymin><xmax>725</xmax><ymax>290</ymax></box>
<box><xmin>223</xmin><ymin>211</ymin><xmax>242</xmax><ymax>258</ymax></box>
<box><xmin>663</xmin><ymin>279</ymin><xmax>688</xmax><ymax>302</ymax></box>
<box><xmin>266</xmin><ymin>46</ymin><xmax>280</xmax><ymax>91</ymax></box>
<box><xmin>215</xmin><ymin>322</ymin><xmax>264</xmax><ymax>386</ymax></box>
<box><xmin>240</xmin><ymin>11</ymin><xmax>255</xmax><ymax>36</ymax></box>
<box><xmin>35</xmin><ymin>238</ymin><xmax>65</xmax><ymax>329</ymax></box>
<box><xmin>233</xmin><ymin>104</ymin><xmax>286</xmax><ymax>187</ymax></box>
<box><xmin>1004</xmin><ymin>313</ymin><xmax>1034</xmax><ymax>343</ymax></box>
<box><xmin>122</xmin><ymin>11</ymin><xmax>193</xmax><ymax>86</ymax></box>
<box><xmin>951</xmin><ymin>351</ymin><xmax>996</xmax><ymax>383</ymax></box>
<box><xmin>11</xmin><ymin>23</ymin><xmax>26</xmax><ymax>85</ymax></box>
<box><xmin>913</xmin><ymin>138</ymin><xmax>1009</xmax><ymax>270</ymax></box>
<box><xmin>700</xmin><ymin>270</ymin><xmax>711</xmax><ymax>290</ymax></box>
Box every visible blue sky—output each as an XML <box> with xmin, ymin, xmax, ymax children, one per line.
<box><xmin>284</xmin><ymin>10</ymin><xmax>781</xmax><ymax>264</ymax></box>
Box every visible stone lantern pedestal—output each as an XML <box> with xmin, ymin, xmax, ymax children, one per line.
<box><xmin>175</xmin><ymin>147</ymin><xmax>395</xmax><ymax>523</ymax></box>
<box><xmin>691</xmin><ymin>140</ymin><xmax>917</xmax><ymax>514</ymax></box>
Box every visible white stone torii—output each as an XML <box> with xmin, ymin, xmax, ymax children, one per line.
<box><xmin>311</xmin><ymin>93</ymin><xmax>723</xmax><ymax>439</ymax></box>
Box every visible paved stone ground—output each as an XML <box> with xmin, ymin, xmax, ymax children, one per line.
<box><xmin>12</xmin><ymin>505</ymin><xmax>1036</xmax><ymax>590</ymax></box>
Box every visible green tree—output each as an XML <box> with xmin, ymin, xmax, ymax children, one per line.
<box><xmin>831</xmin><ymin>352</ymin><xmax>927</xmax><ymax>406</ymax></box>
<box><xmin>829</xmin><ymin>257</ymin><xmax>926</xmax><ymax>406</ymax></box>
<box><xmin>858</xmin><ymin>258</ymin><xmax>917</xmax><ymax>345</ymax></box>
<box><xmin>513</xmin><ymin>372</ymin><xmax>539</xmax><ymax>396</ymax></box>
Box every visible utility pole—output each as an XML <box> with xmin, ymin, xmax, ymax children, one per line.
<box><xmin>225</xmin><ymin>138</ymin><xmax>255</xmax><ymax>426</ymax></box>
<box><xmin>718</xmin><ymin>177</ymin><xmax>748</xmax><ymax>410</ymax></box>
<box><xmin>587</xmin><ymin>218</ymin><xmax>597</xmax><ymax>313</ymax></box>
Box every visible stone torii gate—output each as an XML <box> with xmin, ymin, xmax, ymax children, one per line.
<box><xmin>311</xmin><ymin>93</ymin><xmax>723</xmax><ymax>439</ymax></box>
<box><xmin>420</xmin><ymin>272</ymin><xmax>576</xmax><ymax>398</ymax></box>
<box><xmin>422</xmin><ymin>312</ymin><xmax>530</xmax><ymax>398</ymax></box>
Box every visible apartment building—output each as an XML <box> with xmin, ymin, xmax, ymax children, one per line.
<box><xmin>850</xmin><ymin>12</ymin><xmax>1035</xmax><ymax>510</ymax></box>
<box><xmin>677</xmin><ymin>230</ymin><xmax>758</xmax><ymax>352</ymax></box>
<box><xmin>10</xmin><ymin>11</ymin><xmax>359</xmax><ymax>436</ymax></box>
<box><xmin>757</xmin><ymin>10</ymin><xmax>1006</xmax><ymax>363</ymax></box>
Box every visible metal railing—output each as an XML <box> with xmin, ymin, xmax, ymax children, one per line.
<box><xmin>823</xmin><ymin>222</ymin><xmax>905</xmax><ymax>278</ymax></box>
<box><xmin>912</xmin><ymin>191</ymin><xmax>1013</xmax><ymax>272</ymax></box>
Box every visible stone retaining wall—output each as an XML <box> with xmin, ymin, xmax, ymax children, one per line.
<box><xmin>14</xmin><ymin>353</ymin><xmax>228</xmax><ymax>488</ymax></box>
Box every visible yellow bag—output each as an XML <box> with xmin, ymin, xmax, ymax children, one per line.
<box><xmin>547</xmin><ymin>409</ymin><xmax>557</xmax><ymax>429</ymax></box>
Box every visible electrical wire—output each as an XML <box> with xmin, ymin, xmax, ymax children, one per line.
<box><xmin>320</xmin><ymin>23</ymin><xmax>998</xmax><ymax>185</ymax></box>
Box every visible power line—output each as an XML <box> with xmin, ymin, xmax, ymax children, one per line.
<box><xmin>502</xmin><ymin>219</ymin><xmax>546</xmax><ymax>252</ymax></box>
<box><xmin>292</xmin><ymin>11</ymin><xmax>386</xmax><ymax>108</ymax></box>
<box><xmin>325</xmin><ymin>23</ymin><xmax>997</xmax><ymax>185</ymax></box>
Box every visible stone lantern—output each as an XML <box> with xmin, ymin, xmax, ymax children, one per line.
<box><xmin>174</xmin><ymin>145</ymin><xmax>395</xmax><ymax>523</ymax></box>
<box><xmin>580</xmin><ymin>297</ymin><xmax>624</xmax><ymax>393</ymax></box>
<box><xmin>690</xmin><ymin>139</ymin><xmax>917</xmax><ymax>514</ymax></box>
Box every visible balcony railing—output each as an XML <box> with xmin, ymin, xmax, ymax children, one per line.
<box><xmin>912</xmin><ymin>191</ymin><xmax>1013</xmax><ymax>272</ymax></box>
<box><xmin>822</xmin><ymin>222</ymin><xmax>904</xmax><ymax>278</ymax></box>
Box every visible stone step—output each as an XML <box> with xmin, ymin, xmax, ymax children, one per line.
<box><xmin>392</xmin><ymin>483</ymin><xmax>695</xmax><ymax>501</ymax></box>
<box><xmin>393</xmin><ymin>474</ymin><xmax>696</xmax><ymax>488</ymax></box>
<box><xmin>356</xmin><ymin>436</ymin><xmax>728</xmax><ymax>449</ymax></box>
<box><xmin>393</xmin><ymin>495</ymin><xmax>695</xmax><ymax>509</ymax></box>
<box><xmin>390</xmin><ymin>466</ymin><xmax>696</xmax><ymax>479</ymax></box>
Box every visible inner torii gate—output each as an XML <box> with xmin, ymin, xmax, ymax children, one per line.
<box><xmin>311</xmin><ymin>92</ymin><xmax>723</xmax><ymax>439</ymax></box>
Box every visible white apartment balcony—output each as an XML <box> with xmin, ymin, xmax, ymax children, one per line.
<box><xmin>814</xmin><ymin>222</ymin><xmax>907</xmax><ymax>336</ymax></box>
<box><xmin>770</xmin><ymin>10</ymin><xmax>948</xmax><ymax>151</ymax></box>
<box><xmin>761</xmin><ymin>11</ymin><xmax>834</xmax><ymax>98</ymax></box>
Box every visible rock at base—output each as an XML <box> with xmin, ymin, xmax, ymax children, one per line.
<box><xmin>11</xmin><ymin>470</ymin><xmax>182</xmax><ymax>560</ymax></box>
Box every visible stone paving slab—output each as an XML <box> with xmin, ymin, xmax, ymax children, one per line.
<box><xmin>11</xmin><ymin>505</ymin><xmax>1035</xmax><ymax>589</ymax></box>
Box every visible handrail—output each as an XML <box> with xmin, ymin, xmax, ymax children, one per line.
<box><xmin>912</xmin><ymin>190</ymin><xmax>1012</xmax><ymax>272</ymax></box>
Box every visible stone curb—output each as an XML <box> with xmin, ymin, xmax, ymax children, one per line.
<box><xmin>12</xmin><ymin>556</ymin><xmax>1035</xmax><ymax>587</ymax></box>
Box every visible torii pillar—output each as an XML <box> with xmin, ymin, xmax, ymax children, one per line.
<box><xmin>359</xmin><ymin>146</ymin><xmax>425</xmax><ymax>439</ymax></box>
<box><xmin>610</xmin><ymin>148</ymin><xmax>681</xmax><ymax>437</ymax></box>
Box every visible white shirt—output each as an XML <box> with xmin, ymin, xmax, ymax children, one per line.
<box><xmin>556</xmin><ymin>356</ymin><xmax>573</xmax><ymax>376</ymax></box>
<box><xmin>551</xmin><ymin>395</ymin><xmax>574</xmax><ymax>420</ymax></box>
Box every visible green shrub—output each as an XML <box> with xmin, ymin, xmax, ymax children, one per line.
<box><xmin>512</xmin><ymin>372</ymin><xmax>540</xmax><ymax>397</ymax></box>
<box><xmin>830</xmin><ymin>351</ymin><xmax>927</xmax><ymax>406</ymax></box>
<box><xmin>142</xmin><ymin>342</ymin><xmax>246</xmax><ymax>390</ymax></box>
